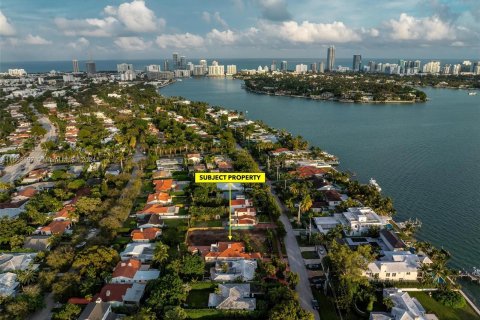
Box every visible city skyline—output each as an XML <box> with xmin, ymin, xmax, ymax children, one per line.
<box><xmin>0</xmin><ymin>0</ymin><xmax>479</xmax><ymax>61</ymax></box>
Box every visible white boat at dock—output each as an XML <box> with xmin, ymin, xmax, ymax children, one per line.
<box><xmin>468</xmin><ymin>91</ymin><xmax>477</xmax><ymax>96</ymax></box>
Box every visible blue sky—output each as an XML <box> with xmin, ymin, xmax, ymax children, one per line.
<box><xmin>0</xmin><ymin>0</ymin><xmax>479</xmax><ymax>61</ymax></box>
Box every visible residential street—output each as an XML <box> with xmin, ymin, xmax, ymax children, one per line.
<box><xmin>268</xmin><ymin>181</ymin><xmax>320</xmax><ymax>320</ymax></box>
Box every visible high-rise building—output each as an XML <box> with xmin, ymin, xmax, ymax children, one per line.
<box><xmin>461</xmin><ymin>60</ymin><xmax>472</xmax><ymax>73</ymax></box>
<box><xmin>295</xmin><ymin>64</ymin><xmax>308</xmax><ymax>73</ymax></box>
<box><xmin>310</xmin><ymin>63</ymin><xmax>317</xmax><ymax>73</ymax></box>
<box><xmin>422</xmin><ymin>61</ymin><xmax>441</xmax><ymax>74</ymax></box>
<box><xmin>271</xmin><ymin>60</ymin><xmax>277</xmax><ymax>72</ymax></box>
<box><xmin>451</xmin><ymin>64</ymin><xmax>461</xmax><ymax>75</ymax></box>
<box><xmin>473</xmin><ymin>61</ymin><xmax>480</xmax><ymax>75</ymax></box>
<box><xmin>117</xmin><ymin>63</ymin><xmax>133</xmax><ymax>73</ymax></box>
<box><xmin>208</xmin><ymin>60</ymin><xmax>225</xmax><ymax>76</ymax></box>
<box><xmin>163</xmin><ymin>59</ymin><xmax>169</xmax><ymax>72</ymax></box>
<box><xmin>318</xmin><ymin>61</ymin><xmax>325</xmax><ymax>73</ymax></box>
<box><xmin>352</xmin><ymin>55</ymin><xmax>362</xmax><ymax>72</ymax></box>
<box><xmin>85</xmin><ymin>61</ymin><xmax>96</xmax><ymax>77</ymax></box>
<box><xmin>441</xmin><ymin>64</ymin><xmax>451</xmax><ymax>74</ymax></box>
<box><xmin>281</xmin><ymin>60</ymin><xmax>288</xmax><ymax>72</ymax></box>
<box><xmin>146</xmin><ymin>65</ymin><xmax>161</xmax><ymax>72</ymax></box>
<box><xmin>72</xmin><ymin>59</ymin><xmax>79</xmax><ymax>73</ymax></box>
<box><xmin>8</xmin><ymin>69</ymin><xmax>27</xmax><ymax>76</ymax></box>
<box><xmin>226</xmin><ymin>65</ymin><xmax>237</xmax><ymax>75</ymax></box>
<box><xmin>172</xmin><ymin>53</ymin><xmax>179</xmax><ymax>69</ymax></box>
<box><xmin>414</xmin><ymin>60</ymin><xmax>421</xmax><ymax>69</ymax></box>
<box><xmin>179</xmin><ymin>56</ymin><xmax>186</xmax><ymax>70</ymax></box>
<box><xmin>327</xmin><ymin>46</ymin><xmax>335</xmax><ymax>71</ymax></box>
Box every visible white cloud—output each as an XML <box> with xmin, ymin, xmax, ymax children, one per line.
<box><xmin>266</xmin><ymin>20</ymin><xmax>361</xmax><ymax>43</ymax></box>
<box><xmin>67</xmin><ymin>37</ymin><xmax>90</xmax><ymax>49</ymax></box>
<box><xmin>24</xmin><ymin>34</ymin><xmax>52</xmax><ymax>45</ymax></box>
<box><xmin>104</xmin><ymin>5</ymin><xmax>117</xmax><ymax>16</ymax></box>
<box><xmin>114</xmin><ymin>36</ymin><xmax>152</xmax><ymax>50</ymax></box>
<box><xmin>55</xmin><ymin>17</ymin><xmax>119</xmax><ymax>37</ymax></box>
<box><xmin>207</xmin><ymin>29</ymin><xmax>238</xmax><ymax>44</ymax></box>
<box><xmin>451</xmin><ymin>41</ymin><xmax>465</xmax><ymax>47</ymax></box>
<box><xmin>0</xmin><ymin>10</ymin><xmax>15</xmax><ymax>36</ymax></box>
<box><xmin>116</xmin><ymin>0</ymin><xmax>162</xmax><ymax>32</ymax></box>
<box><xmin>155</xmin><ymin>33</ymin><xmax>204</xmax><ymax>49</ymax></box>
<box><xmin>213</xmin><ymin>12</ymin><xmax>228</xmax><ymax>28</ymax></box>
<box><xmin>386</xmin><ymin>13</ymin><xmax>455</xmax><ymax>41</ymax></box>
<box><xmin>202</xmin><ymin>11</ymin><xmax>211</xmax><ymax>23</ymax></box>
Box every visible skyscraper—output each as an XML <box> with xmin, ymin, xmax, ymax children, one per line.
<box><xmin>280</xmin><ymin>60</ymin><xmax>288</xmax><ymax>72</ymax></box>
<box><xmin>72</xmin><ymin>59</ymin><xmax>79</xmax><ymax>73</ymax></box>
<box><xmin>352</xmin><ymin>55</ymin><xmax>362</xmax><ymax>72</ymax></box>
<box><xmin>172</xmin><ymin>52</ymin><xmax>179</xmax><ymax>69</ymax></box>
<box><xmin>310</xmin><ymin>63</ymin><xmax>317</xmax><ymax>73</ymax></box>
<box><xmin>180</xmin><ymin>56</ymin><xmax>186</xmax><ymax>70</ymax></box>
<box><xmin>271</xmin><ymin>60</ymin><xmax>277</xmax><ymax>72</ymax></box>
<box><xmin>117</xmin><ymin>63</ymin><xmax>133</xmax><ymax>73</ymax></box>
<box><xmin>319</xmin><ymin>61</ymin><xmax>325</xmax><ymax>73</ymax></box>
<box><xmin>327</xmin><ymin>46</ymin><xmax>335</xmax><ymax>71</ymax></box>
<box><xmin>85</xmin><ymin>60</ymin><xmax>96</xmax><ymax>77</ymax></box>
<box><xmin>163</xmin><ymin>59</ymin><xmax>169</xmax><ymax>71</ymax></box>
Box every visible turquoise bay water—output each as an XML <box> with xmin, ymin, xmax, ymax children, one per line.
<box><xmin>160</xmin><ymin>77</ymin><xmax>480</xmax><ymax>303</ymax></box>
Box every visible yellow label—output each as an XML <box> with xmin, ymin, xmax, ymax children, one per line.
<box><xmin>195</xmin><ymin>172</ymin><xmax>265</xmax><ymax>183</ymax></box>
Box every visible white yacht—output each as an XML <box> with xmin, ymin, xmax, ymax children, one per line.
<box><xmin>468</xmin><ymin>91</ymin><xmax>477</xmax><ymax>96</ymax></box>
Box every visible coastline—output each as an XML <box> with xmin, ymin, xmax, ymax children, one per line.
<box><xmin>159</xmin><ymin>80</ymin><xmax>480</xmax><ymax>311</ymax></box>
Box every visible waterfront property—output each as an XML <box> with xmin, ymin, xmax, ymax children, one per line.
<box><xmin>365</xmin><ymin>251</ymin><xmax>432</xmax><ymax>282</ymax></box>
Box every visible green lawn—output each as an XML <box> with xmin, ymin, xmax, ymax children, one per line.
<box><xmin>191</xmin><ymin>220</ymin><xmax>223</xmax><ymax>228</ymax></box>
<box><xmin>185</xmin><ymin>309</ymin><xmax>254</xmax><ymax>319</ymax></box>
<box><xmin>186</xmin><ymin>282</ymin><xmax>217</xmax><ymax>308</ymax></box>
<box><xmin>172</xmin><ymin>171</ymin><xmax>191</xmax><ymax>181</ymax></box>
<box><xmin>311</xmin><ymin>289</ymin><xmax>339</xmax><ymax>320</ymax></box>
<box><xmin>301</xmin><ymin>250</ymin><xmax>320</xmax><ymax>259</ymax></box>
<box><xmin>408</xmin><ymin>292</ymin><xmax>479</xmax><ymax>320</ymax></box>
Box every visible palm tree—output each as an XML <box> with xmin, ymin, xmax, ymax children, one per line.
<box><xmin>153</xmin><ymin>241</ymin><xmax>170</xmax><ymax>267</ymax></box>
<box><xmin>297</xmin><ymin>194</ymin><xmax>313</xmax><ymax>223</ymax></box>
<box><xmin>17</xmin><ymin>269</ymin><xmax>38</xmax><ymax>286</ymax></box>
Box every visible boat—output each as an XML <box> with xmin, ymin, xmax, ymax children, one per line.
<box><xmin>369</xmin><ymin>178</ymin><xmax>382</xmax><ymax>192</ymax></box>
<box><xmin>468</xmin><ymin>91</ymin><xmax>477</xmax><ymax>96</ymax></box>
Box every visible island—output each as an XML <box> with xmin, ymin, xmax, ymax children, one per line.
<box><xmin>241</xmin><ymin>73</ymin><xmax>428</xmax><ymax>103</ymax></box>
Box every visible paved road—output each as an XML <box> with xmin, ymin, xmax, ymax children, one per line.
<box><xmin>29</xmin><ymin>292</ymin><xmax>55</xmax><ymax>320</ymax></box>
<box><xmin>268</xmin><ymin>181</ymin><xmax>320</xmax><ymax>320</ymax></box>
<box><xmin>1</xmin><ymin>109</ymin><xmax>56</xmax><ymax>184</ymax></box>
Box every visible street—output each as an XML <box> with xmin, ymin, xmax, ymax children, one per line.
<box><xmin>268</xmin><ymin>181</ymin><xmax>320</xmax><ymax>320</ymax></box>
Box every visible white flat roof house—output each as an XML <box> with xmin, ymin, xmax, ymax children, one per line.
<box><xmin>120</xmin><ymin>243</ymin><xmax>155</xmax><ymax>263</ymax></box>
<box><xmin>370</xmin><ymin>288</ymin><xmax>439</xmax><ymax>320</ymax></box>
<box><xmin>340</xmin><ymin>207</ymin><xmax>387</xmax><ymax>236</ymax></box>
<box><xmin>313</xmin><ymin>214</ymin><xmax>342</xmax><ymax>234</ymax></box>
<box><xmin>366</xmin><ymin>251</ymin><xmax>432</xmax><ymax>282</ymax></box>
<box><xmin>208</xmin><ymin>283</ymin><xmax>256</xmax><ymax>311</ymax></box>
<box><xmin>211</xmin><ymin>259</ymin><xmax>257</xmax><ymax>281</ymax></box>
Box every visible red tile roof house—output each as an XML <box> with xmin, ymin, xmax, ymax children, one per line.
<box><xmin>21</xmin><ymin>168</ymin><xmax>49</xmax><ymax>184</ymax></box>
<box><xmin>53</xmin><ymin>205</ymin><xmax>78</xmax><ymax>222</ymax></box>
<box><xmin>231</xmin><ymin>207</ymin><xmax>257</xmax><ymax>228</ymax></box>
<box><xmin>190</xmin><ymin>242</ymin><xmax>262</xmax><ymax>263</ymax></box>
<box><xmin>270</xmin><ymin>148</ymin><xmax>290</xmax><ymax>157</ymax></box>
<box><xmin>152</xmin><ymin>179</ymin><xmax>175</xmax><ymax>192</ymax></box>
<box><xmin>289</xmin><ymin>166</ymin><xmax>328</xmax><ymax>179</ymax></box>
<box><xmin>136</xmin><ymin>205</ymin><xmax>179</xmax><ymax>218</ymax></box>
<box><xmin>230</xmin><ymin>197</ymin><xmax>253</xmax><ymax>213</ymax></box>
<box><xmin>111</xmin><ymin>259</ymin><xmax>160</xmax><ymax>284</ymax></box>
<box><xmin>95</xmin><ymin>283</ymin><xmax>146</xmax><ymax>306</ymax></box>
<box><xmin>130</xmin><ymin>228</ymin><xmax>162</xmax><ymax>242</ymax></box>
<box><xmin>37</xmin><ymin>220</ymin><xmax>72</xmax><ymax>236</ymax></box>
<box><xmin>11</xmin><ymin>187</ymin><xmax>38</xmax><ymax>202</ymax></box>
<box><xmin>146</xmin><ymin>192</ymin><xmax>172</xmax><ymax>205</ymax></box>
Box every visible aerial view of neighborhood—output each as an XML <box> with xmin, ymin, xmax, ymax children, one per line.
<box><xmin>0</xmin><ymin>1</ymin><xmax>479</xmax><ymax>320</ymax></box>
